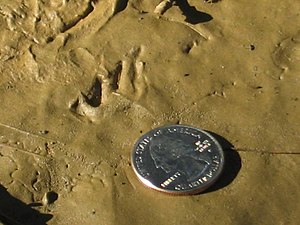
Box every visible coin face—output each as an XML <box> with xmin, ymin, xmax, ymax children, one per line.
<box><xmin>131</xmin><ymin>125</ymin><xmax>225</xmax><ymax>195</ymax></box>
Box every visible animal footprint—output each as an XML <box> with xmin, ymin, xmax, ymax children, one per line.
<box><xmin>117</xmin><ymin>46</ymin><xmax>147</xmax><ymax>100</ymax></box>
<box><xmin>70</xmin><ymin>77</ymin><xmax>105</xmax><ymax>119</ymax></box>
<box><xmin>70</xmin><ymin>46</ymin><xmax>148</xmax><ymax>121</ymax></box>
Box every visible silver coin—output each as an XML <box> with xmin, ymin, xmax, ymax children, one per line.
<box><xmin>131</xmin><ymin>125</ymin><xmax>225</xmax><ymax>195</ymax></box>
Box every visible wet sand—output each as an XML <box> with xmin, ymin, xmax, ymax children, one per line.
<box><xmin>0</xmin><ymin>0</ymin><xmax>299</xmax><ymax>224</ymax></box>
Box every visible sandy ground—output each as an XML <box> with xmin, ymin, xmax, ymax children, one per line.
<box><xmin>0</xmin><ymin>0</ymin><xmax>299</xmax><ymax>224</ymax></box>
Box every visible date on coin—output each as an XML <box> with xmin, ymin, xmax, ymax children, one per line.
<box><xmin>131</xmin><ymin>125</ymin><xmax>225</xmax><ymax>195</ymax></box>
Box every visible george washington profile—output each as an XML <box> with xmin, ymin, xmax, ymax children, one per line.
<box><xmin>149</xmin><ymin>135</ymin><xmax>210</xmax><ymax>182</ymax></box>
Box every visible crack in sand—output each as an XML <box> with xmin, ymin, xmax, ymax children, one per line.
<box><xmin>0</xmin><ymin>144</ymin><xmax>47</xmax><ymax>158</ymax></box>
<box><xmin>0</xmin><ymin>122</ymin><xmax>55</xmax><ymax>141</ymax></box>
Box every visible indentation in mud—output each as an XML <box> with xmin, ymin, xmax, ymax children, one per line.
<box><xmin>70</xmin><ymin>98</ymin><xmax>80</xmax><ymax>112</ymax></box>
<box><xmin>181</xmin><ymin>40</ymin><xmax>198</xmax><ymax>54</ymax></box>
<box><xmin>110</xmin><ymin>62</ymin><xmax>123</xmax><ymax>91</ymax></box>
<box><xmin>69</xmin><ymin>46</ymin><xmax>149</xmax><ymax>120</ymax></box>
<box><xmin>83</xmin><ymin>77</ymin><xmax>102</xmax><ymax>108</ymax></box>
<box><xmin>42</xmin><ymin>191</ymin><xmax>58</xmax><ymax>205</ymax></box>
<box><xmin>273</xmin><ymin>31</ymin><xmax>300</xmax><ymax>72</ymax></box>
<box><xmin>70</xmin><ymin>76</ymin><xmax>104</xmax><ymax>119</ymax></box>
<box><xmin>114</xmin><ymin>0</ymin><xmax>129</xmax><ymax>14</ymax></box>
<box><xmin>117</xmin><ymin>46</ymin><xmax>148</xmax><ymax>100</ymax></box>
<box><xmin>70</xmin><ymin>73</ymin><xmax>109</xmax><ymax>118</ymax></box>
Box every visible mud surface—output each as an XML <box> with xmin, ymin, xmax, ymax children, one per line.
<box><xmin>0</xmin><ymin>0</ymin><xmax>299</xmax><ymax>224</ymax></box>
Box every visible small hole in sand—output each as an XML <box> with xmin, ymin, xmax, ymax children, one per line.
<box><xmin>46</xmin><ymin>37</ymin><xmax>54</xmax><ymax>43</ymax></box>
<box><xmin>43</xmin><ymin>191</ymin><xmax>58</xmax><ymax>205</ymax></box>
<box><xmin>182</xmin><ymin>45</ymin><xmax>192</xmax><ymax>54</ymax></box>
<box><xmin>39</xmin><ymin>130</ymin><xmax>49</xmax><ymax>134</ymax></box>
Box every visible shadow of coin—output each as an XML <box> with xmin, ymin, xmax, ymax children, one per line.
<box><xmin>0</xmin><ymin>184</ymin><xmax>53</xmax><ymax>225</ymax></box>
<box><xmin>201</xmin><ymin>131</ymin><xmax>241</xmax><ymax>194</ymax></box>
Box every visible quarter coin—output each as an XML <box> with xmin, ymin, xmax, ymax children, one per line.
<box><xmin>131</xmin><ymin>125</ymin><xmax>225</xmax><ymax>195</ymax></box>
